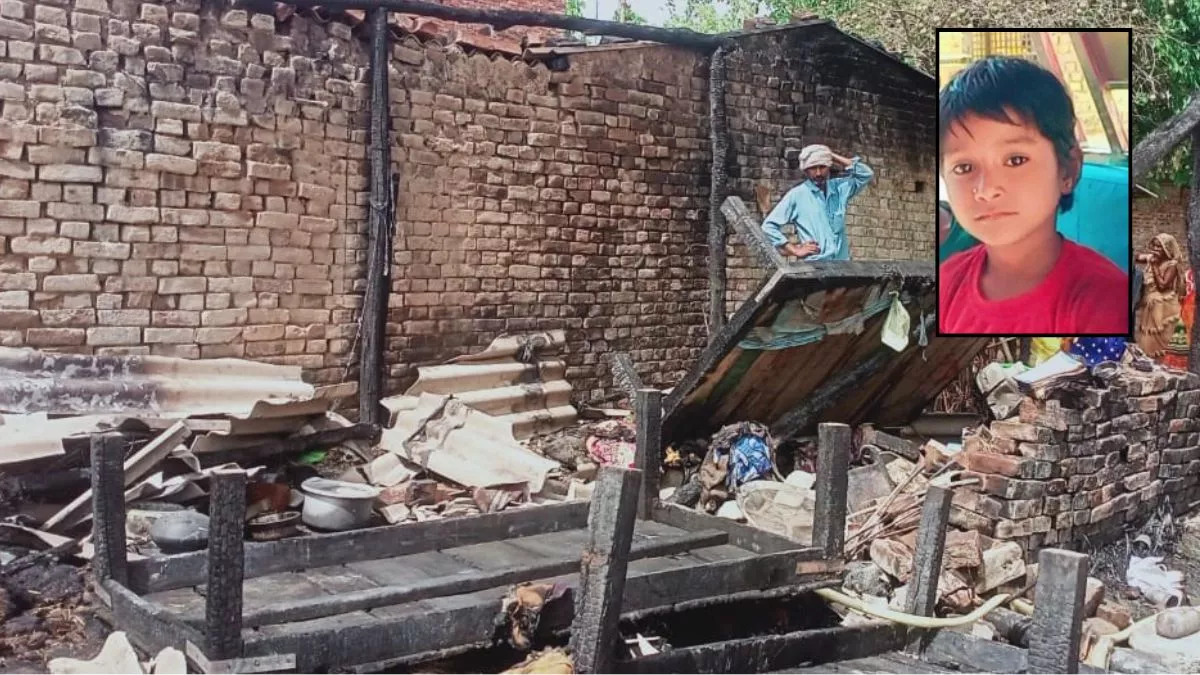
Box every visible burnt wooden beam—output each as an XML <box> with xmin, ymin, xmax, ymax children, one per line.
<box><xmin>812</xmin><ymin>423</ymin><xmax>849</xmax><ymax>559</ymax></box>
<box><xmin>1132</xmin><ymin>91</ymin><xmax>1200</xmax><ymax>180</ymax></box>
<box><xmin>90</xmin><ymin>432</ymin><xmax>128</xmax><ymax>588</ymax></box>
<box><xmin>707</xmin><ymin>45</ymin><xmax>730</xmax><ymax>338</ymax></box>
<box><xmin>196</xmin><ymin>424</ymin><xmax>380</xmax><ymax>469</ymax></box>
<box><xmin>633</xmin><ymin>388</ymin><xmax>662</xmax><ymax>519</ymax></box>
<box><xmin>205</xmin><ymin>468</ymin><xmax>248</xmax><ymax>661</ymax></box>
<box><xmin>129</xmin><ymin>500</ymin><xmax>590</xmax><ymax>594</ymax></box>
<box><xmin>770</xmin><ymin>310</ymin><xmax>937</xmax><ymax>440</ymax></box>
<box><xmin>571</xmin><ymin>466</ymin><xmax>642</xmax><ymax>673</ymax></box>
<box><xmin>1028</xmin><ymin>548</ymin><xmax>1089</xmax><ymax>674</ymax></box>
<box><xmin>905</xmin><ymin>485</ymin><xmax>951</xmax><ymax>654</ymax></box>
<box><xmin>652</xmin><ymin>503</ymin><xmax>810</xmax><ymax>554</ymax></box>
<box><xmin>358</xmin><ymin>6</ymin><xmax>394</xmax><ymax>426</ymax></box>
<box><xmin>237</xmin><ymin>527</ymin><xmax>725</xmax><ymax>628</ymax></box>
<box><xmin>859</xmin><ymin>426</ymin><xmax>921</xmax><ymax>462</ymax></box>
<box><xmin>106</xmin><ymin>580</ymin><xmax>207</xmax><ymax>658</ymax></box>
<box><xmin>264</xmin><ymin>0</ymin><xmax>731</xmax><ymax>50</ymax></box>
<box><xmin>722</xmin><ymin>195</ymin><xmax>786</xmax><ymax>270</ymax></box>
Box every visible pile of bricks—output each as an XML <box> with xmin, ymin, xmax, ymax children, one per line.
<box><xmin>957</xmin><ymin>364</ymin><xmax>1200</xmax><ymax>558</ymax></box>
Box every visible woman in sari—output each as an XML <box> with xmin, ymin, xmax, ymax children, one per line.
<box><xmin>1135</xmin><ymin>234</ymin><xmax>1188</xmax><ymax>358</ymax></box>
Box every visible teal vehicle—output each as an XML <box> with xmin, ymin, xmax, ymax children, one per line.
<box><xmin>938</xmin><ymin>157</ymin><xmax>1130</xmax><ymax>273</ymax></box>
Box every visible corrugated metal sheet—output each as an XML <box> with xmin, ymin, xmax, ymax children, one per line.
<box><xmin>400</xmin><ymin>331</ymin><xmax>578</xmax><ymax>440</ymax></box>
<box><xmin>0</xmin><ymin>347</ymin><xmax>316</xmax><ymax>417</ymax></box>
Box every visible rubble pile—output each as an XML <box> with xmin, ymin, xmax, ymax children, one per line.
<box><xmin>960</xmin><ymin>352</ymin><xmax>1200</xmax><ymax>557</ymax></box>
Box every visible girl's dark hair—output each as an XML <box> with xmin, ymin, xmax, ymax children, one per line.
<box><xmin>939</xmin><ymin>55</ymin><xmax>1080</xmax><ymax>212</ymax></box>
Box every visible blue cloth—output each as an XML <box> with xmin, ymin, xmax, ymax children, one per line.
<box><xmin>1068</xmin><ymin>337</ymin><xmax>1127</xmax><ymax>367</ymax></box>
<box><xmin>728</xmin><ymin>434</ymin><xmax>773</xmax><ymax>488</ymax></box>
<box><xmin>761</xmin><ymin>157</ymin><xmax>874</xmax><ymax>261</ymax></box>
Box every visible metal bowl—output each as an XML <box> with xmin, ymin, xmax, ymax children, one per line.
<box><xmin>247</xmin><ymin>511</ymin><xmax>302</xmax><ymax>542</ymax></box>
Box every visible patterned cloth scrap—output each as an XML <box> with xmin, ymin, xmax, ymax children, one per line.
<box><xmin>709</xmin><ymin>421</ymin><xmax>776</xmax><ymax>489</ymax></box>
<box><xmin>1067</xmin><ymin>337</ymin><xmax>1128</xmax><ymax>368</ymax></box>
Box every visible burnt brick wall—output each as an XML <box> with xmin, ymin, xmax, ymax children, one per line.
<box><xmin>0</xmin><ymin>0</ymin><xmax>367</xmax><ymax>385</ymax></box>
<box><xmin>1133</xmin><ymin>189</ymin><xmax>1190</xmax><ymax>260</ymax></box>
<box><xmin>721</xmin><ymin>28</ymin><xmax>937</xmax><ymax>313</ymax></box>
<box><xmin>2</xmin><ymin>5</ymin><xmax>938</xmax><ymax>405</ymax></box>
<box><xmin>386</xmin><ymin>42</ymin><xmax>711</xmax><ymax>402</ymax></box>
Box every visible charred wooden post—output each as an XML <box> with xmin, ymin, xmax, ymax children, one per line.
<box><xmin>812</xmin><ymin>423</ymin><xmax>849</xmax><ymax>559</ymax></box>
<box><xmin>633</xmin><ymin>388</ymin><xmax>662</xmax><ymax>519</ymax></box>
<box><xmin>205</xmin><ymin>468</ymin><xmax>248</xmax><ymax>660</ymax></box>
<box><xmin>609</xmin><ymin>352</ymin><xmax>643</xmax><ymax>403</ymax></box>
<box><xmin>722</xmin><ymin>196</ymin><xmax>786</xmax><ymax>270</ymax></box>
<box><xmin>268</xmin><ymin>0</ymin><xmax>731</xmax><ymax>50</ymax></box>
<box><xmin>707</xmin><ymin>45</ymin><xmax>730</xmax><ymax>339</ymax></box>
<box><xmin>1028</xmin><ymin>548</ymin><xmax>1088</xmax><ymax>674</ymax></box>
<box><xmin>90</xmin><ymin>432</ymin><xmax>128</xmax><ymax>588</ymax></box>
<box><xmin>570</xmin><ymin>466</ymin><xmax>643</xmax><ymax>673</ymax></box>
<box><xmin>358</xmin><ymin>6</ymin><xmax>394</xmax><ymax>426</ymax></box>
<box><xmin>905</xmin><ymin>484</ymin><xmax>952</xmax><ymax>654</ymax></box>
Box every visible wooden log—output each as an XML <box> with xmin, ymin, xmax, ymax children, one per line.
<box><xmin>633</xmin><ymin>388</ymin><xmax>663</xmax><ymax>519</ymax></box>
<box><xmin>722</xmin><ymin>195</ymin><xmax>786</xmax><ymax>269</ymax></box>
<box><xmin>129</xmin><ymin>500</ymin><xmax>590</xmax><ymax>594</ymax></box>
<box><xmin>813</xmin><ymin>423</ymin><xmax>850</xmax><ymax>559</ymax></box>
<box><xmin>570</xmin><ymin>466</ymin><xmax>642</xmax><ymax>673</ymax></box>
<box><xmin>239</xmin><ymin>527</ymin><xmax>726</xmax><ymax>628</ymax></box>
<box><xmin>906</xmin><ymin>485</ymin><xmax>952</xmax><ymax>653</ymax></box>
<box><xmin>1028</xmin><ymin>548</ymin><xmax>1089</xmax><ymax>674</ymax></box>
<box><xmin>707</xmin><ymin>44</ymin><xmax>730</xmax><ymax>337</ymax></box>
<box><xmin>90</xmin><ymin>432</ymin><xmax>128</xmax><ymax>587</ymax></box>
<box><xmin>357</xmin><ymin>5</ymin><xmax>393</xmax><ymax>426</ymax></box>
<box><xmin>859</xmin><ymin>426</ymin><xmax>921</xmax><ymax>462</ymax></box>
<box><xmin>984</xmin><ymin>606</ymin><xmax>1032</xmax><ymax>647</ymax></box>
<box><xmin>196</xmin><ymin>424</ymin><xmax>379</xmax><ymax>468</ymax></box>
<box><xmin>264</xmin><ymin>0</ymin><xmax>731</xmax><ymax>50</ymax></box>
<box><xmin>205</xmin><ymin>468</ymin><xmax>247</xmax><ymax>660</ymax></box>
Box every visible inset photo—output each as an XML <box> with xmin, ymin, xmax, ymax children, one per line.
<box><xmin>936</xmin><ymin>30</ymin><xmax>1131</xmax><ymax>337</ymax></box>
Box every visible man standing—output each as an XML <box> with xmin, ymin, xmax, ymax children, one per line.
<box><xmin>761</xmin><ymin>145</ymin><xmax>874</xmax><ymax>260</ymax></box>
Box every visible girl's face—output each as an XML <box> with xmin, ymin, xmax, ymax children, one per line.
<box><xmin>941</xmin><ymin>109</ymin><xmax>1077</xmax><ymax>249</ymax></box>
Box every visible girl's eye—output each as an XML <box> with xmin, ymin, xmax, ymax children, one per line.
<box><xmin>951</xmin><ymin>163</ymin><xmax>972</xmax><ymax>175</ymax></box>
<box><xmin>1006</xmin><ymin>156</ymin><xmax>1029</xmax><ymax>167</ymax></box>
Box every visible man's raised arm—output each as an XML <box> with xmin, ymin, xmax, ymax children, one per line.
<box><xmin>831</xmin><ymin>152</ymin><xmax>873</xmax><ymax>198</ymax></box>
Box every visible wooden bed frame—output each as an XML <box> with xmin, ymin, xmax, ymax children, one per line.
<box><xmin>89</xmin><ymin>392</ymin><xmax>851</xmax><ymax>673</ymax></box>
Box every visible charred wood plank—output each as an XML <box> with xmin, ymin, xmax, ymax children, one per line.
<box><xmin>609</xmin><ymin>352</ymin><xmax>643</xmax><ymax>403</ymax></box>
<box><xmin>651</xmin><ymin>503</ymin><xmax>808</xmax><ymax>554</ymax></box>
<box><xmin>238</xmin><ymin>527</ymin><xmax>726</xmax><ymax>628</ymax></box>
<box><xmin>859</xmin><ymin>426</ymin><xmax>921</xmax><ymax>462</ymax></box>
<box><xmin>571</xmin><ymin>466</ymin><xmax>642</xmax><ymax>673</ymax></box>
<box><xmin>129</xmin><ymin>501</ymin><xmax>590</xmax><ymax>594</ymax></box>
<box><xmin>722</xmin><ymin>195</ymin><xmax>786</xmax><ymax>270</ymax></box>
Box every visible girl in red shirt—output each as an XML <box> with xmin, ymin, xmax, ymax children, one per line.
<box><xmin>938</xmin><ymin>56</ymin><xmax>1129</xmax><ymax>335</ymax></box>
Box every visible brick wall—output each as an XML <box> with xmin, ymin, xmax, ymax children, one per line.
<box><xmin>957</xmin><ymin>365</ymin><xmax>1200</xmax><ymax>559</ymax></box>
<box><xmin>0</xmin><ymin>4</ymin><xmax>937</xmax><ymax>404</ymax></box>
<box><xmin>1134</xmin><ymin>188</ymin><xmax>1190</xmax><ymax>260</ymax></box>
<box><xmin>722</xmin><ymin>27</ymin><xmax>938</xmax><ymax>314</ymax></box>
<box><xmin>0</xmin><ymin>0</ymin><xmax>366</xmax><ymax>385</ymax></box>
